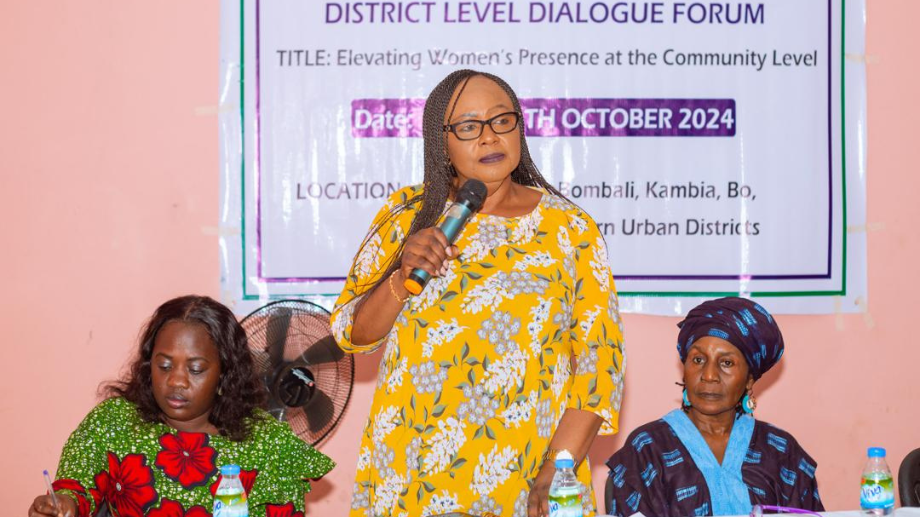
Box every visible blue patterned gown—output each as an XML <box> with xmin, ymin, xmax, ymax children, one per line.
<box><xmin>605</xmin><ymin>410</ymin><xmax>823</xmax><ymax>517</ymax></box>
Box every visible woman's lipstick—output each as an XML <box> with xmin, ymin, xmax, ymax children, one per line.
<box><xmin>479</xmin><ymin>153</ymin><xmax>505</xmax><ymax>164</ymax></box>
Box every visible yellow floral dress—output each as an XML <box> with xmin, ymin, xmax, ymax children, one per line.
<box><xmin>331</xmin><ymin>185</ymin><xmax>625</xmax><ymax>517</ymax></box>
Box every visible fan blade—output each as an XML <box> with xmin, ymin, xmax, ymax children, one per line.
<box><xmin>265</xmin><ymin>307</ymin><xmax>293</xmax><ymax>367</ymax></box>
<box><xmin>303</xmin><ymin>388</ymin><xmax>335</xmax><ymax>432</ymax></box>
<box><xmin>300</xmin><ymin>335</ymin><xmax>345</xmax><ymax>366</ymax></box>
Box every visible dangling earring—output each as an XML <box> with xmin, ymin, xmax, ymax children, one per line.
<box><xmin>742</xmin><ymin>392</ymin><xmax>757</xmax><ymax>414</ymax></box>
<box><xmin>682</xmin><ymin>388</ymin><xmax>691</xmax><ymax>408</ymax></box>
<box><xmin>217</xmin><ymin>386</ymin><xmax>223</xmax><ymax>397</ymax></box>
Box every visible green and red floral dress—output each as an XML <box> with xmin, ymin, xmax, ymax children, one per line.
<box><xmin>51</xmin><ymin>397</ymin><xmax>335</xmax><ymax>517</ymax></box>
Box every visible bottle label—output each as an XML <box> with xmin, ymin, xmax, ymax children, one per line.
<box><xmin>860</xmin><ymin>476</ymin><xmax>894</xmax><ymax>509</ymax></box>
<box><xmin>214</xmin><ymin>493</ymin><xmax>249</xmax><ymax>517</ymax></box>
<box><xmin>548</xmin><ymin>493</ymin><xmax>583</xmax><ymax>517</ymax></box>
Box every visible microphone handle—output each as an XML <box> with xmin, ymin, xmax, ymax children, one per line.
<box><xmin>403</xmin><ymin>202</ymin><xmax>473</xmax><ymax>295</ymax></box>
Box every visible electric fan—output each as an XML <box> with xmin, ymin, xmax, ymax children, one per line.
<box><xmin>240</xmin><ymin>300</ymin><xmax>354</xmax><ymax>445</ymax></box>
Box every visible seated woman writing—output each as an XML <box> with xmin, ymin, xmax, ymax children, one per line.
<box><xmin>605</xmin><ymin>297</ymin><xmax>823</xmax><ymax>517</ymax></box>
<box><xmin>28</xmin><ymin>295</ymin><xmax>335</xmax><ymax>517</ymax></box>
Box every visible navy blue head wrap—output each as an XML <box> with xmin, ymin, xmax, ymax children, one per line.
<box><xmin>676</xmin><ymin>297</ymin><xmax>784</xmax><ymax>380</ymax></box>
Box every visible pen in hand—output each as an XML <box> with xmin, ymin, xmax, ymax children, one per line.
<box><xmin>42</xmin><ymin>469</ymin><xmax>59</xmax><ymax>514</ymax></box>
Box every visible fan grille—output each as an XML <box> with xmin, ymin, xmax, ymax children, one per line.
<box><xmin>241</xmin><ymin>300</ymin><xmax>354</xmax><ymax>446</ymax></box>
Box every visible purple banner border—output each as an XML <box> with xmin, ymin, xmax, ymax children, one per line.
<box><xmin>248</xmin><ymin>0</ymin><xmax>834</xmax><ymax>285</ymax></box>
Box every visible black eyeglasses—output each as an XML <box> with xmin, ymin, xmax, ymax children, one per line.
<box><xmin>443</xmin><ymin>111</ymin><xmax>521</xmax><ymax>141</ymax></box>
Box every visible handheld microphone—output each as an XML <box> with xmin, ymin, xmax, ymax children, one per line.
<box><xmin>403</xmin><ymin>179</ymin><xmax>488</xmax><ymax>295</ymax></box>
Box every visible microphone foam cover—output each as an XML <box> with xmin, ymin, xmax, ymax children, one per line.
<box><xmin>457</xmin><ymin>179</ymin><xmax>488</xmax><ymax>211</ymax></box>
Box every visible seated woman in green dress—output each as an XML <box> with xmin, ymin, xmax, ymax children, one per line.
<box><xmin>28</xmin><ymin>295</ymin><xmax>335</xmax><ymax>517</ymax></box>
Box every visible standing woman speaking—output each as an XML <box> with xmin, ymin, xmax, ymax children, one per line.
<box><xmin>331</xmin><ymin>69</ymin><xmax>625</xmax><ymax>517</ymax></box>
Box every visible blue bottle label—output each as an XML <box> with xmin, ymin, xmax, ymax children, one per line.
<box><xmin>860</xmin><ymin>475</ymin><xmax>894</xmax><ymax>509</ymax></box>
<box><xmin>548</xmin><ymin>493</ymin><xmax>583</xmax><ymax>517</ymax></box>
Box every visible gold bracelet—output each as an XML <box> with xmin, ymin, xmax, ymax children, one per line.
<box><xmin>388</xmin><ymin>271</ymin><xmax>409</xmax><ymax>304</ymax></box>
<box><xmin>541</xmin><ymin>448</ymin><xmax>563</xmax><ymax>466</ymax></box>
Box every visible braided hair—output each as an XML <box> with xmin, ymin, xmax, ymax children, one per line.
<box><xmin>350</xmin><ymin>69</ymin><xmax>567</xmax><ymax>299</ymax></box>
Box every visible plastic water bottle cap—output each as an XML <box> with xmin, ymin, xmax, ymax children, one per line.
<box><xmin>867</xmin><ymin>447</ymin><xmax>886</xmax><ymax>458</ymax></box>
<box><xmin>220</xmin><ymin>464</ymin><xmax>241</xmax><ymax>475</ymax></box>
<box><xmin>554</xmin><ymin>449</ymin><xmax>576</xmax><ymax>469</ymax></box>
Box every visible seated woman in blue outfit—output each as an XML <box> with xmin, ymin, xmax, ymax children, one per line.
<box><xmin>605</xmin><ymin>297</ymin><xmax>823</xmax><ymax>517</ymax></box>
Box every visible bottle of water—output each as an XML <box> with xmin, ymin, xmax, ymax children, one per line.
<box><xmin>548</xmin><ymin>450</ymin><xmax>583</xmax><ymax>517</ymax></box>
<box><xmin>860</xmin><ymin>447</ymin><xmax>894</xmax><ymax>516</ymax></box>
<box><xmin>214</xmin><ymin>464</ymin><xmax>249</xmax><ymax>517</ymax></box>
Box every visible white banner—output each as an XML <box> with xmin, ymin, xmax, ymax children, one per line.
<box><xmin>219</xmin><ymin>0</ymin><xmax>867</xmax><ymax>315</ymax></box>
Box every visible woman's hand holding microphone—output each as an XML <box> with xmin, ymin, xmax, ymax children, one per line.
<box><xmin>390</xmin><ymin>228</ymin><xmax>458</xmax><ymax>301</ymax></box>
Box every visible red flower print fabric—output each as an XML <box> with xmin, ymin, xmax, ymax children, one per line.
<box><xmin>51</xmin><ymin>398</ymin><xmax>333</xmax><ymax>517</ymax></box>
<box><xmin>155</xmin><ymin>432</ymin><xmax>218</xmax><ymax>489</ymax></box>
<box><xmin>265</xmin><ymin>502</ymin><xmax>305</xmax><ymax>517</ymax></box>
<box><xmin>93</xmin><ymin>452</ymin><xmax>158</xmax><ymax>517</ymax></box>
<box><xmin>185</xmin><ymin>505</ymin><xmax>211</xmax><ymax>517</ymax></box>
<box><xmin>148</xmin><ymin>498</ymin><xmax>211</xmax><ymax>517</ymax></box>
<box><xmin>51</xmin><ymin>478</ymin><xmax>92</xmax><ymax>517</ymax></box>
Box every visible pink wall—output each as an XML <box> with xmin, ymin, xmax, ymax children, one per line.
<box><xmin>2</xmin><ymin>1</ymin><xmax>917</xmax><ymax>514</ymax></box>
